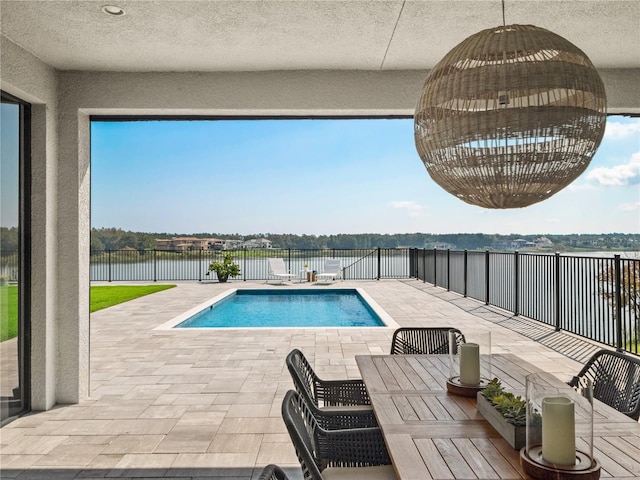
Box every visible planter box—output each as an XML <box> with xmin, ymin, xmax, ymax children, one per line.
<box><xmin>476</xmin><ymin>392</ymin><xmax>527</xmax><ymax>449</ymax></box>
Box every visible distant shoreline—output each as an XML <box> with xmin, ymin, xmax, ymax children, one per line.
<box><xmin>86</xmin><ymin>227</ymin><xmax>640</xmax><ymax>253</ymax></box>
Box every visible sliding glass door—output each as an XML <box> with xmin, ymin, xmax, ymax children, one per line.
<box><xmin>1</xmin><ymin>91</ymin><xmax>30</xmax><ymax>423</ymax></box>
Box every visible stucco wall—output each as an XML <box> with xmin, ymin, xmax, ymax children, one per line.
<box><xmin>0</xmin><ymin>37</ymin><xmax>62</xmax><ymax>410</ymax></box>
<box><xmin>599</xmin><ymin>69</ymin><xmax>640</xmax><ymax>114</ymax></box>
<box><xmin>58</xmin><ymin>68</ymin><xmax>640</xmax><ymax>116</ymax></box>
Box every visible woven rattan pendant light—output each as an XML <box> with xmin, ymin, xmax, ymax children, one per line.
<box><xmin>414</xmin><ymin>17</ymin><xmax>607</xmax><ymax>208</ymax></box>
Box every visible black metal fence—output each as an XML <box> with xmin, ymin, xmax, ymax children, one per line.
<box><xmin>0</xmin><ymin>253</ymin><xmax>18</xmax><ymax>281</ymax></box>
<box><xmin>410</xmin><ymin>249</ymin><xmax>639</xmax><ymax>355</ymax></box>
<box><xmin>89</xmin><ymin>248</ymin><xmax>411</xmax><ymax>282</ymax></box>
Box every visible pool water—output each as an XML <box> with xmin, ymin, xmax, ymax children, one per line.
<box><xmin>175</xmin><ymin>289</ymin><xmax>386</xmax><ymax>328</ymax></box>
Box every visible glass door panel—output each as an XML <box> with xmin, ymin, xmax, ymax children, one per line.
<box><xmin>1</xmin><ymin>92</ymin><xmax>29</xmax><ymax>423</ymax></box>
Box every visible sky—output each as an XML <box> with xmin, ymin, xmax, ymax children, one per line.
<box><xmin>1</xmin><ymin>103</ymin><xmax>20</xmax><ymax>229</ymax></box>
<box><xmin>90</xmin><ymin>116</ymin><xmax>640</xmax><ymax>236</ymax></box>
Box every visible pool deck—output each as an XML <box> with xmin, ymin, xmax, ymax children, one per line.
<box><xmin>1</xmin><ymin>279</ymin><xmax>607</xmax><ymax>479</ymax></box>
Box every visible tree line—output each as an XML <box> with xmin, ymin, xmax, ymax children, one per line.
<box><xmin>0</xmin><ymin>227</ymin><xmax>636</xmax><ymax>254</ymax></box>
<box><xmin>84</xmin><ymin>228</ymin><xmax>640</xmax><ymax>252</ymax></box>
<box><xmin>87</xmin><ymin>228</ymin><xmax>510</xmax><ymax>250</ymax></box>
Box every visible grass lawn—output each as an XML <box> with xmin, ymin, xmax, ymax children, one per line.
<box><xmin>90</xmin><ymin>284</ymin><xmax>176</xmax><ymax>312</ymax></box>
<box><xmin>1</xmin><ymin>284</ymin><xmax>176</xmax><ymax>341</ymax></box>
<box><xmin>1</xmin><ymin>285</ymin><xmax>18</xmax><ymax>342</ymax></box>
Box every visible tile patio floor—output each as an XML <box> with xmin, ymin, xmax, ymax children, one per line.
<box><xmin>0</xmin><ymin>279</ymin><xmax>605</xmax><ymax>479</ymax></box>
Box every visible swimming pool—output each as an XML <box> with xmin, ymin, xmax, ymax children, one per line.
<box><xmin>162</xmin><ymin>288</ymin><xmax>395</xmax><ymax>329</ymax></box>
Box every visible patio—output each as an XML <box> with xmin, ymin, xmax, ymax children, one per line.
<box><xmin>0</xmin><ymin>279</ymin><xmax>602</xmax><ymax>479</ymax></box>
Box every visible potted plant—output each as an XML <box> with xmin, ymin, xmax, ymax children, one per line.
<box><xmin>208</xmin><ymin>252</ymin><xmax>241</xmax><ymax>283</ymax></box>
<box><xmin>477</xmin><ymin>378</ymin><xmax>540</xmax><ymax>449</ymax></box>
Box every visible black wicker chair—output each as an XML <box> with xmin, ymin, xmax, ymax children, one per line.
<box><xmin>281</xmin><ymin>390</ymin><xmax>396</xmax><ymax>480</ymax></box>
<box><xmin>568</xmin><ymin>349</ymin><xmax>640</xmax><ymax>421</ymax></box>
<box><xmin>390</xmin><ymin>327</ymin><xmax>466</xmax><ymax>355</ymax></box>
<box><xmin>258</xmin><ymin>464</ymin><xmax>291</xmax><ymax>480</ymax></box>
<box><xmin>286</xmin><ymin>349</ymin><xmax>377</xmax><ymax>428</ymax></box>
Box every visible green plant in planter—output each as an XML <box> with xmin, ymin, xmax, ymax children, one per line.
<box><xmin>480</xmin><ymin>378</ymin><xmax>540</xmax><ymax>427</ymax></box>
<box><xmin>480</xmin><ymin>377</ymin><xmax>504</xmax><ymax>400</ymax></box>
<box><xmin>491</xmin><ymin>393</ymin><xmax>527</xmax><ymax>426</ymax></box>
<box><xmin>208</xmin><ymin>253</ymin><xmax>241</xmax><ymax>283</ymax></box>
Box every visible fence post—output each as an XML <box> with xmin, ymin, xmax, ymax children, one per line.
<box><xmin>244</xmin><ymin>247</ymin><xmax>247</xmax><ymax>281</ymax></box>
<box><xmin>555</xmin><ymin>252</ymin><xmax>561</xmax><ymax>331</ymax></box>
<box><xmin>485</xmin><ymin>250</ymin><xmax>490</xmax><ymax>305</ymax></box>
<box><xmin>514</xmin><ymin>251</ymin><xmax>519</xmax><ymax>316</ymax></box>
<box><xmin>614</xmin><ymin>254</ymin><xmax>623</xmax><ymax>352</ymax></box>
<box><xmin>410</xmin><ymin>248</ymin><xmax>414</xmax><ymax>278</ymax></box>
<box><xmin>409</xmin><ymin>247</ymin><xmax>415</xmax><ymax>278</ymax></box>
<box><xmin>446</xmin><ymin>249</ymin><xmax>451</xmax><ymax>291</ymax></box>
<box><xmin>108</xmin><ymin>249</ymin><xmax>111</xmax><ymax>283</ymax></box>
<box><xmin>198</xmin><ymin>248</ymin><xmax>202</xmax><ymax>282</ymax></box>
<box><xmin>463</xmin><ymin>250</ymin><xmax>468</xmax><ymax>297</ymax></box>
<box><xmin>423</xmin><ymin>248</ymin><xmax>426</xmax><ymax>283</ymax></box>
<box><xmin>377</xmin><ymin>248</ymin><xmax>381</xmax><ymax>280</ymax></box>
<box><xmin>153</xmin><ymin>249</ymin><xmax>157</xmax><ymax>282</ymax></box>
<box><xmin>434</xmin><ymin>248</ymin><xmax>437</xmax><ymax>287</ymax></box>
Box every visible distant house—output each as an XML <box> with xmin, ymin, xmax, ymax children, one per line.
<box><xmin>512</xmin><ymin>239</ymin><xmax>536</xmax><ymax>250</ymax></box>
<box><xmin>534</xmin><ymin>237</ymin><xmax>554</xmax><ymax>248</ymax></box>
<box><xmin>206</xmin><ymin>238</ymin><xmax>272</xmax><ymax>250</ymax></box>
<box><xmin>222</xmin><ymin>239</ymin><xmax>244</xmax><ymax>250</ymax></box>
<box><xmin>495</xmin><ymin>239</ymin><xmax>536</xmax><ymax>251</ymax></box>
<box><xmin>428</xmin><ymin>242</ymin><xmax>456</xmax><ymax>250</ymax></box>
<box><xmin>243</xmin><ymin>238</ymin><xmax>273</xmax><ymax>250</ymax></box>
<box><xmin>207</xmin><ymin>239</ymin><xmax>227</xmax><ymax>250</ymax></box>
<box><xmin>155</xmin><ymin>237</ymin><xmax>222</xmax><ymax>251</ymax></box>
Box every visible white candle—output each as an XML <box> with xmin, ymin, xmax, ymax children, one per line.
<box><xmin>542</xmin><ymin>396</ymin><xmax>576</xmax><ymax>465</ymax></box>
<box><xmin>459</xmin><ymin>343</ymin><xmax>480</xmax><ymax>385</ymax></box>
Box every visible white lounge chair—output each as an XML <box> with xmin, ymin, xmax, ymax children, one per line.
<box><xmin>267</xmin><ymin>258</ymin><xmax>296</xmax><ymax>284</ymax></box>
<box><xmin>315</xmin><ymin>259</ymin><xmax>342</xmax><ymax>283</ymax></box>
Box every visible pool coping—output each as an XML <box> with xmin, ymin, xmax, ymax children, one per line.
<box><xmin>154</xmin><ymin>286</ymin><xmax>399</xmax><ymax>330</ymax></box>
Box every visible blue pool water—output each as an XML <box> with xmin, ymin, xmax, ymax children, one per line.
<box><xmin>175</xmin><ymin>289</ymin><xmax>385</xmax><ymax>328</ymax></box>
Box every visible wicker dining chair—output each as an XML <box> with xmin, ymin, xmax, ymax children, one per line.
<box><xmin>286</xmin><ymin>349</ymin><xmax>377</xmax><ymax>428</ymax></box>
<box><xmin>258</xmin><ymin>464</ymin><xmax>291</xmax><ymax>480</ymax></box>
<box><xmin>568</xmin><ymin>349</ymin><xmax>640</xmax><ymax>421</ymax></box>
<box><xmin>281</xmin><ymin>390</ymin><xmax>396</xmax><ymax>480</ymax></box>
<box><xmin>390</xmin><ymin>327</ymin><xmax>466</xmax><ymax>355</ymax></box>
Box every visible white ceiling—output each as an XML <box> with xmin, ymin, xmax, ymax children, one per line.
<box><xmin>1</xmin><ymin>0</ymin><xmax>639</xmax><ymax>73</ymax></box>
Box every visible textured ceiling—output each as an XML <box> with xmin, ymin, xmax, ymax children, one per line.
<box><xmin>1</xmin><ymin>0</ymin><xmax>639</xmax><ymax>72</ymax></box>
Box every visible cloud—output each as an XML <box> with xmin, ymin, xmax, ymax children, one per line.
<box><xmin>618</xmin><ymin>202</ymin><xmax>640</xmax><ymax>212</ymax></box>
<box><xmin>604</xmin><ymin>121</ymin><xmax>640</xmax><ymax>140</ymax></box>
<box><xmin>565</xmin><ymin>183</ymin><xmax>596</xmax><ymax>192</ymax></box>
<box><xmin>390</xmin><ymin>201</ymin><xmax>424</xmax><ymax>217</ymax></box>
<box><xmin>586</xmin><ymin>152</ymin><xmax>640</xmax><ymax>186</ymax></box>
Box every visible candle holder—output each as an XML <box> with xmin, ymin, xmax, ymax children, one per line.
<box><xmin>446</xmin><ymin>330</ymin><xmax>491</xmax><ymax>397</ymax></box>
<box><xmin>521</xmin><ymin>372</ymin><xmax>600</xmax><ymax>480</ymax></box>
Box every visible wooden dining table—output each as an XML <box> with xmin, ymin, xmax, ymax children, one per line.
<box><xmin>355</xmin><ymin>353</ymin><xmax>640</xmax><ymax>480</ymax></box>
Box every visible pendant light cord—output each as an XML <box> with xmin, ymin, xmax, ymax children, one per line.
<box><xmin>380</xmin><ymin>1</ymin><xmax>405</xmax><ymax>70</ymax></box>
<box><xmin>502</xmin><ymin>0</ymin><xmax>506</xmax><ymax>26</ymax></box>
